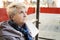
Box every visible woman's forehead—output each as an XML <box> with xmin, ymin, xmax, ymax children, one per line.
<box><xmin>18</xmin><ymin>8</ymin><xmax>26</xmax><ymax>12</ymax></box>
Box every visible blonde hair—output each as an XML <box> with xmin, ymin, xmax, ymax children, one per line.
<box><xmin>7</xmin><ymin>2</ymin><xmax>28</xmax><ymax>18</ymax></box>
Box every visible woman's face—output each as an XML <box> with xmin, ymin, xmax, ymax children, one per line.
<box><xmin>12</xmin><ymin>8</ymin><xmax>27</xmax><ymax>26</ymax></box>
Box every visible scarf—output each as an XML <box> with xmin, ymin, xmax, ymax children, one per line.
<box><xmin>8</xmin><ymin>20</ymin><xmax>33</xmax><ymax>40</ymax></box>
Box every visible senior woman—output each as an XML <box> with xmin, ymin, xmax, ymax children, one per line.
<box><xmin>0</xmin><ymin>2</ymin><xmax>33</xmax><ymax>40</ymax></box>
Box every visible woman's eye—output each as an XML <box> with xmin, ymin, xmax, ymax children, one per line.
<box><xmin>20</xmin><ymin>11</ymin><xmax>24</xmax><ymax>13</ymax></box>
<box><xmin>19</xmin><ymin>11</ymin><xmax>26</xmax><ymax>14</ymax></box>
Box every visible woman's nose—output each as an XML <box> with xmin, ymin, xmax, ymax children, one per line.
<box><xmin>24</xmin><ymin>13</ymin><xmax>27</xmax><ymax>17</ymax></box>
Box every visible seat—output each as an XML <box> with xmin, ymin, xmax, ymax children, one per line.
<box><xmin>0</xmin><ymin>8</ymin><xmax>9</xmax><ymax>28</ymax></box>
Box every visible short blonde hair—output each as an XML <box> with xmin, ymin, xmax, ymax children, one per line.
<box><xmin>7</xmin><ymin>2</ymin><xmax>28</xmax><ymax>18</ymax></box>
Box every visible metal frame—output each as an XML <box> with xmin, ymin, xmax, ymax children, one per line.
<box><xmin>35</xmin><ymin>0</ymin><xmax>40</xmax><ymax>40</ymax></box>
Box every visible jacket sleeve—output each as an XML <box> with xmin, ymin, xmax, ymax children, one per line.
<box><xmin>2</xmin><ymin>35</ymin><xmax>20</xmax><ymax>40</ymax></box>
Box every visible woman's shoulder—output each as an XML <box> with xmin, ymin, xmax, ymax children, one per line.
<box><xmin>0</xmin><ymin>21</ymin><xmax>8</xmax><ymax>29</ymax></box>
<box><xmin>1</xmin><ymin>21</ymin><xmax>9</xmax><ymax>28</ymax></box>
<box><xmin>0</xmin><ymin>21</ymin><xmax>24</xmax><ymax>37</ymax></box>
